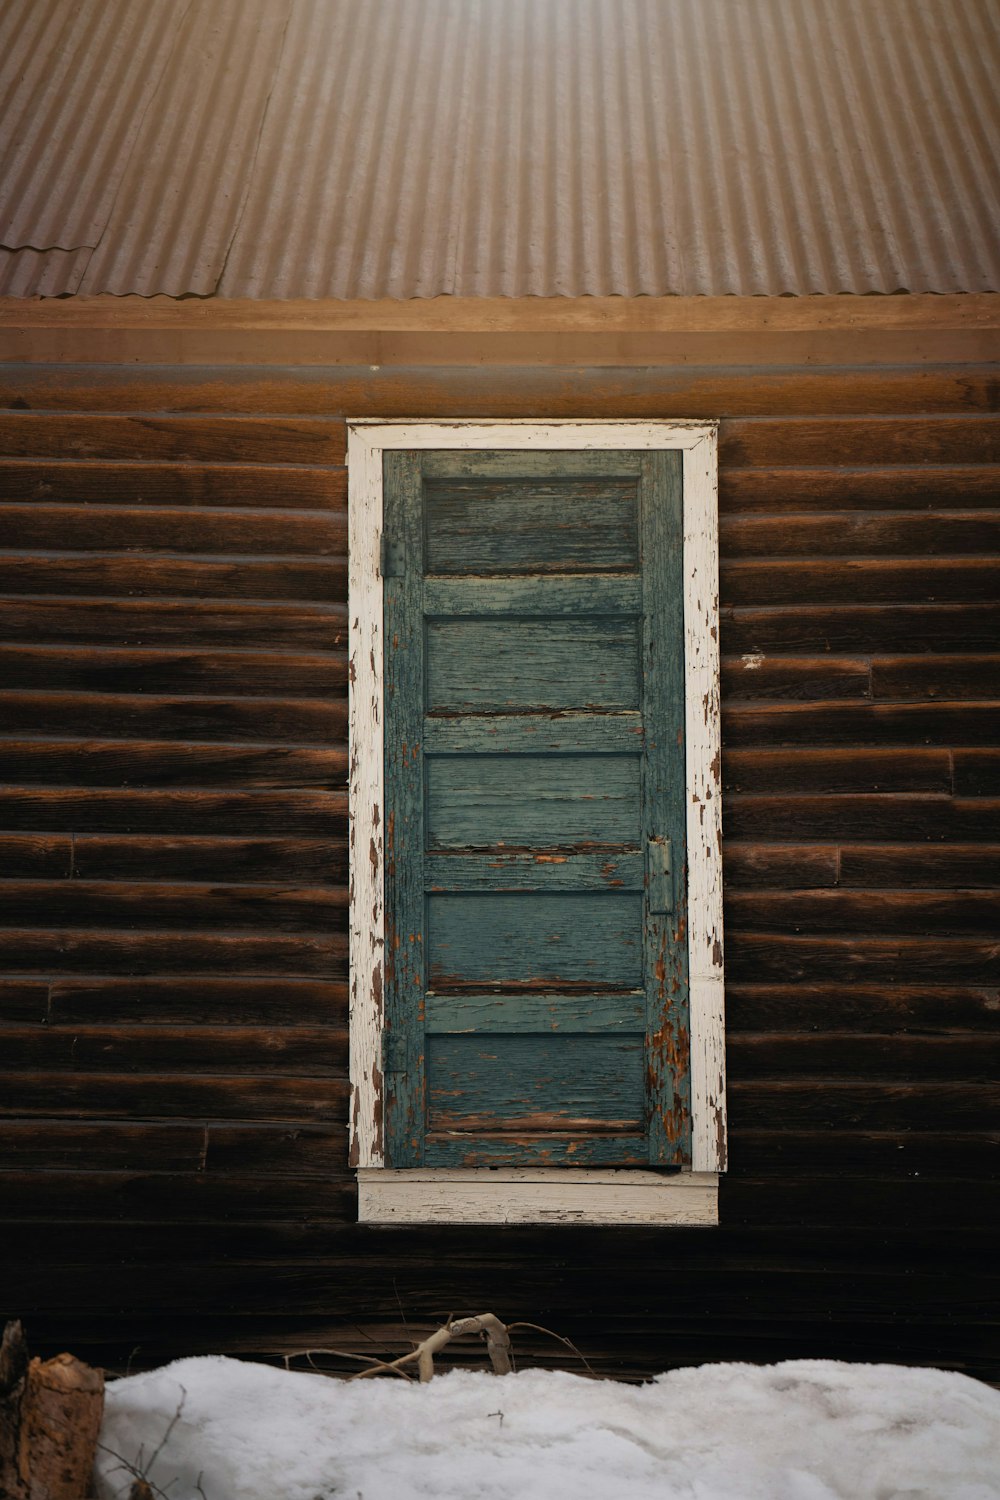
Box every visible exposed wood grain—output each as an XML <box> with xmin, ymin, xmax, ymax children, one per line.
<box><xmin>0</xmin><ymin>835</ymin><xmax>72</xmax><ymax>878</ymax></box>
<box><xmin>721</xmin><ymin>558</ymin><xmax>999</xmax><ymax>605</ymax></box>
<box><xmin>5</xmin><ymin>294</ymin><xmax>995</xmax><ymax>334</ymax></box>
<box><xmin>727</xmin><ymin>1081</ymin><xmax>1000</xmax><ymax>1131</ymax></box>
<box><xmin>721</xmin><ymin>417</ymin><xmax>1000</xmax><ymax>468</ymax></box>
<box><xmin>0</xmin><ymin>504</ymin><xmax>346</xmax><ymax>555</ymax></box>
<box><xmin>721</xmin><ymin>511</ymin><xmax>1000</xmax><ymax>558</ymax></box>
<box><xmin>721</xmin><ymin>602</ymin><xmax>1000</xmax><ymax>655</ymax></box>
<box><xmin>721</xmin><ymin>465</ymin><xmax>1000</xmax><ymax>513</ymax></box>
<box><xmin>0</xmin><ymin>740</ymin><xmax>346</xmax><ymax>788</ymax></box>
<box><xmin>952</xmin><ymin>751</ymin><xmax>1000</xmax><ymax>797</ymax></box>
<box><xmin>722</xmin><ymin>845</ymin><xmax>839</xmax><ymax>888</ymax></box>
<box><xmin>0</xmin><ymin>691</ymin><xmax>344</xmax><ymax>743</ymax></box>
<box><xmin>427</xmin><ymin>755</ymin><xmax>641</xmax><ymax>848</ymax></box>
<box><xmin>205</xmin><ymin>1124</ymin><xmax>344</xmax><ymax>1176</ymax></box>
<box><xmin>726</xmin><ymin>888</ymin><xmax>1000</xmax><ymax>934</ymax></box>
<box><xmin>0</xmin><ymin>414</ymin><xmax>345</xmax><ymax>465</ymax></box>
<box><xmin>726</xmin><ymin>934</ymin><xmax>1000</xmax><ymax>984</ymax></box>
<box><xmin>0</xmin><ymin>1171</ymin><xmax>354</xmax><ymax>1222</ymax></box>
<box><xmin>721</xmin><ymin>656</ymin><xmax>870</xmax><ymax>701</ymax></box>
<box><xmin>0</xmin><ymin>1025</ymin><xmax>344</xmax><ymax>1074</ymax></box>
<box><xmin>5</xmin><ymin>296</ymin><xmax>997</xmax><ymax>368</ymax></box>
<box><xmin>871</xmin><ymin>655</ymin><xmax>1000</xmax><ymax>701</ymax></box>
<box><xmin>70</xmin><ymin>835</ymin><xmax>343</xmax><ymax>883</ymax></box>
<box><xmin>724</xmin><ymin>983</ymin><xmax>1000</xmax><ymax>1033</ymax></box>
<box><xmin>0</xmin><ymin>1073</ymin><xmax>347</xmax><ymax>1120</ymax></box>
<box><xmin>0</xmin><ymin>645</ymin><xmax>346</xmax><ymax>696</ymax></box>
<box><xmin>0</xmin><ymin>1123</ymin><xmax>206</xmax><ymax>1171</ymax></box>
<box><xmin>0</xmin><ymin>927</ymin><xmax>347</xmax><ymax>975</ymax></box>
<box><xmin>48</xmin><ymin>978</ymin><xmax>345</xmax><ymax>1026</ymax></box>
<box><xmin>837</xmin><ymin>844</ymin><xmax>1000</xmax><ymax>887</ymax></box>
<box><xmin>0</xmin><ymin>555</ymin><xmax>345</xmax><ymax>600</ymax></box>
<box><xmin>0</xmin><ymin>787</ymin><xmax>346</xmax><ymax>835</ymax></box>
<box><xmin>0</xmin><ymin>881</ymin><xmax>345</xmax><ymax>932</ymax></box>
<box><xmin>5</xmin><ymin>362</ymin><xmax>998</xmax><ymax>415</ymax></box>
<box><xmin>0</xmin><ymin>597</ymin><xmax>345</xmax><ymax>649</ymax></box>
<box><xmin>722</xmin><ymin>700</ymin><xmax>1000</xmax><ymax>748</ymax></box>
<box><xmin>724</xmin><ymin>794</ymin><xmax>1000</xmax><ymax>841</ymax></box>
<box><xmin>0</xmin><ymin>982</ymin><xmax>48</xmax><ymax>1022</ymax></box>
<box><xmin>727</xmin><ymin>1034</ymin><xmax>1000</xmax><ymax>1080</ymax></box>
<box><xmin>723</xmin><ymin>749</ymin><xmax>951</xmax><ymax>794</ymax></box>
<box><xmin>0</xmin><ymin>459</ymin><xmax>345</xmax><ymax>509</ymax></box>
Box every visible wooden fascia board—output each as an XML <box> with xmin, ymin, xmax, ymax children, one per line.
<box><xmin>1</xmin><ymin>295</ymin><xmax>998</xmax><ymax>366</ymax></box>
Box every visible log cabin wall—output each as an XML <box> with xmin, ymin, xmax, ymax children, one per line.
<box><xmin>0</xmin><ymin>361</ymin><xmax>997</xmax><ymax>1380</ymax></box>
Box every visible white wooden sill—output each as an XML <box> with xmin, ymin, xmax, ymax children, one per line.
<box><xmin>357</xmin><ymin>1168</ymin><xmax>719</xmax><ymax>1226</ymax></box>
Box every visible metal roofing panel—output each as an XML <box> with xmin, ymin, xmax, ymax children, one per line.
<box><xmin>0</xmin><ymin>0</ymin><xmax>997</xmax><ymax>299</ymax></box>
<box><xmin>0</xmin><ymin>0</ymin><xmax>184</xmax><ymax>250</ymax></box>
<box><xmin>77</xmin><ymin>0</ymin><xmax>294</xmax><ymax>296</ymax></box>
<box><xmin>0</xmin><ymin>245</ymin><xmax>92</xmax><ymax>297</ymax></box>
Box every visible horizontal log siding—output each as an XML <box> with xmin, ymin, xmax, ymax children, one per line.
<box><xmin>0</xmin><ymin>364</ymin><xmax>996</xmax><ymax>1381</ymax></box>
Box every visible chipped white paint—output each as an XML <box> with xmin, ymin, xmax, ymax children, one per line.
<box><xmin>682</xmin><ymin>428</ymin><xmax>727</xmax><ymax>1173</ymax></box>
<box><xmin>348</xmin><ymin>420</ymin><xmax>726</xmax><ymax>1202</ymax></box>
<box><xmin>358</xmin><ymin>1169</ymin><xmax>719</xmax><ymax>1226</ymax></box>
<box><xmin>741</xmin><ymin>653</ymin><xmax>764</xmax><ymax>670</ymax></box>
<box><xmin>347</xmin><ymin>426</ymin><xmax>386</xmax><ymax>1168</ymax></box>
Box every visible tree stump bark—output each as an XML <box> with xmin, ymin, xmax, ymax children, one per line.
<box><xmin>0</xmin><ymin>1323</ymin><xmax>104</xmax><ymax>1500</ymax></box>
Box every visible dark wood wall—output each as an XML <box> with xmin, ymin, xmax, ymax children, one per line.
<box><xmin>1</xmin><ymin>362</ymin><xmax>997</xmax><ymax>1380</ymax></box>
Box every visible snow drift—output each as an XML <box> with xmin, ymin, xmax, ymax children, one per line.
<box><xmin>94</xmin><ymin>1355</ymin><xmax>1000</xmax><ymax>1500</ymax></box>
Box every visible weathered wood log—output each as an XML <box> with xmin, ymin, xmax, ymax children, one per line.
<box><xmin>0</xmin><ymin>412</ymin><xmax>344</xmax><ymax>465</ymax></box>
<box><xmin>721</xmin><ymin>557</ymin><xmax>998</xmax><ymax>605</ymax></box>
<box><xmin>721</xmin><ymin>462</ymin><xmax>1000</xmax><ymax>512</ymax></box>
<box><xmin>0</xmin><ymin>503</ymin><xmax>346</xmax><ymax>556</ymax></box>
<box><xmin>0</xmin><ymin>458</ymin><xmax>343</xmax><ymax>509</ymax></box>
<box><xmin>0</xmin><ymin>1323</ymin><xmax>104</xmax><ymax>1500</ymax></box>
<box><xmin>0</xmin><ymin>692</ymin><xmax>344</xmax><ymax>743</ymax></box>
<box><xmin>0</xmin><ymin>645</ymin><xmax>346</xmax><ymax>697</ymax></box>
<box><xmin>0</xmin><ymin>597</ymin><xmax>345</xmax><ymax>649</ymax></box>
<box><xmin>0</xmin><ymin>555</ymin><xmax>345</xmax><ymax>602</ymax></box>
<box><xmin>720</xmin><ymin>415</ymin><xmax>1000</xmax><ymax>467</ymax></box>
<box><xmin>721</xmin><ymin>602</ymin><xmax>1000</xmax><ymax>655</ymax></box>
<box><xmin>0</xmin><ymin>742</ymin><xmax>347</xmax><ymax>791</ymax></box>
<box><xmin>0</xmin><ymin>788</ymin><xmax>347</xmax><ymax>837</ymax></box>
<box><xmin>1</xmin><ymin>1320</ymin><xmax>30</xmax><ymax>1499</ymax></box>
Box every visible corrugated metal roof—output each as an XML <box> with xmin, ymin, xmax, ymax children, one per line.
<box><xmin>1</xmin><ymin>0</ymin><xmax>997</xmax><ymax>299</ymax></box>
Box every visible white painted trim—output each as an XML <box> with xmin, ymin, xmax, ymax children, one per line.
<box><xmin>347</xmin><ymin>426</ymin><xmax>386</xmax><ymax>1168</ymax></box>
<box><xmin>347</xmin><ymin>419</ymin><xmax>726</xmax><ymax>1197</ymax></box>
<box><xmin>358</xmin><ymin>1170</ymin><xmax>719</xmax><ymax>1226</ymax></box>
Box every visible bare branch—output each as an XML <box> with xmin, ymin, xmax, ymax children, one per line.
<box><xmin>508</xmin><ymin>1322</ymin><xmax>596</xmax><ymax>1377</ymax></box>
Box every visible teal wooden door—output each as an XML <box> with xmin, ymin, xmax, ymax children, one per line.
<box><xmin>383</xmin><ymin>449</ymin><xmax>689</xmax><ymax>1168</ymax></box>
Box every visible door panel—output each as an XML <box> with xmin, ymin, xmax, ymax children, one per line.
<box><xmin>383</xmin><ymin>448</ymin><xmax>689</xmax><ymax>1168</ymax></box>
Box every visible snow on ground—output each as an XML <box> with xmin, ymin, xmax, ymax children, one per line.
<box><xmin>94</xmin><ymin>1355</ymin><xmax>1000</xmax><ymax>1500</ymax></box>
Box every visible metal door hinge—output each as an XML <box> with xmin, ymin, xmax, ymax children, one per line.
<box><xmin>379</xmin><ymin>534</ymin><xmax>405</xmax><ymax>577</ymax></box>
<box><xmin>647</xmin><ymin>836</ymin><xmax>674</xmax><ymax>915</ymax></box>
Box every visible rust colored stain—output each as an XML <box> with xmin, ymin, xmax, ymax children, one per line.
<box><xmin>348</xmin><ymin>1082</ymin><xmax>361</xmax><ymax>1168</ymax></box>
<box><xmin>371</xmin><ymin>1057</ymin><xmax>384</xmax><ymax>1142</ymax></box>
<box><xmin>714</xmin><ymin>1102</ymin><xmax>728</xmax><ymax>1171</ymax></box>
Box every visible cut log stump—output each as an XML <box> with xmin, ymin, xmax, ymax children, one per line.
<box><xmin>0</xmin><ymin>1321</ymin><xmax>104</xmax><ymax>1500</ymax></box>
